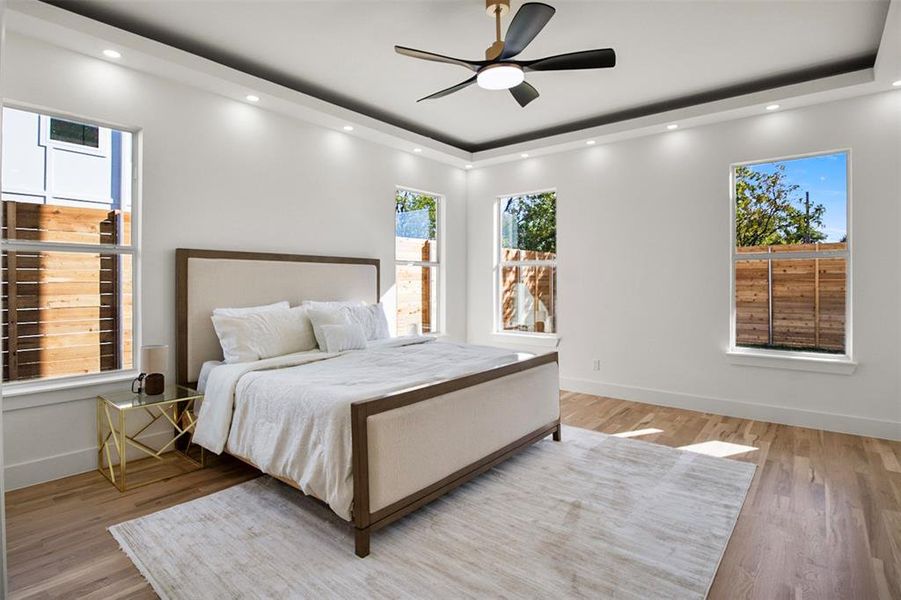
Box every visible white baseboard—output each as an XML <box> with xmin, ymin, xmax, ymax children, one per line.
<box><xmin>5</xmin><ymin>430</ymin><xmax>175</xmax><ymax>491</ymax></box>
<box><xmin>560</xmin><ymin>377</ymin><xmax>901</xmax><ymax>441</ymax></box>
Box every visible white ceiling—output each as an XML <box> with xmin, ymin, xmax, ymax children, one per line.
<box><xmin>45</xmin><ymin>0</ymin><xmax>890</xmax><ymax>151</ymax></box>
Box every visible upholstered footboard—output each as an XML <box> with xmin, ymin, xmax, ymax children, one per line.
<box><xmin>351</xmin><ymin>352</ymin><xmax>560</xmax><ymax>557</ymax></box>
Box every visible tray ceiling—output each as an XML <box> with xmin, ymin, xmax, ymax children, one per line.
<box><xmin>43</xmin><ymin>0</ymin><xmax>890</xmax><ymax>152</ymax></box>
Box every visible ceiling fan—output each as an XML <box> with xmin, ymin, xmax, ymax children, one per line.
<box><xmin>394</xmin><ymin>0</ymin><xmax>616</xmax><ymax>107</ymax></box>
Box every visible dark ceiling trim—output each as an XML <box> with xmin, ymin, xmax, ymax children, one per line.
<box><xmin>469</xmin><ymin>53</ymin><xmax>877</xmax><ymax>152</ymax></box>
<box><xmin>41</xmin><ymin>0</ymin><xmax>877</xmax><ymax>154</ymax></box>
<box><xmin>39</xmin><ymin>0</ymin><xmax>472</xmax><ymax>149</ymax></box>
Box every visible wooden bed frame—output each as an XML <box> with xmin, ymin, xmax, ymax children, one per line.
<box><xmin>176</xmin><ymin>248</ymin><xmax>560</xmax><ymax>557</ymax></box>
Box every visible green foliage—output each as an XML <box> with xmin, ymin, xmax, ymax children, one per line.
<box><xmin>395</xmin><ymin>190</ymin><xmax>437</xmax><ymax>239</ymax></box>
<box><xmin>502</xmin><ymin>192</ymin><xmax>556</xmax><ymax>254</ymax></box>
<box><xmin>735</xmin><ymin>164</ymin><xmax>827</xmax><ymax>247</ymax></box>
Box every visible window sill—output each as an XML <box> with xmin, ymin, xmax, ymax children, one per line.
<box><xmin>725</xmin><ymin>349</ymin><xmax>856</xmax><ymax>375</ymax></box>
<box><xmin>3</xmin><ymin>370</ymin><xmax>140</xmax><ymax>412</ymax></box>
<box><xmin>489</xmin><ymin>332</ymin><xmax>560</xmax><ymax>349</ymax></box>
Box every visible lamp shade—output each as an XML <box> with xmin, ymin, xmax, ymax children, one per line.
<box><xmin>141</xmin><ymin>345</ymin><xmax>168</xmax><ymax>374</ymax></box>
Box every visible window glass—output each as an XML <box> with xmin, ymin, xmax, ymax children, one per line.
<box><xmin>1</xmin><ymin>107</ymin><xmax>137</xmax><ymax>384</ymax></box>
<box><xmin>50</xmin><ymin>118</ymin><xmax>100</xmax><ymax>148</ymax></box>
<box><xmin>2</xmin><ymin>251</ymin><xmax>133</xmax><ymax>381</ymax></box>
<box><xmin>395</xmin><ymin>189</ymin><xmax>440</xmax><ymax>334</ymax></box>
<box><xmin>733</xmin><ymin>152</ymin><xmax>848</xmax><ymax>354</ymax></box>
<box><xmin>498</xmin><ymin>191</ymin><xmax>557</xmax><ymax>335</ymax></box>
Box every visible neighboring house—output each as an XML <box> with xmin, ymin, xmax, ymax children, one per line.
<box><xmin>1</xmin><ymin>106</ymin><xmax>131</xmax><ymax>211</ymax></box>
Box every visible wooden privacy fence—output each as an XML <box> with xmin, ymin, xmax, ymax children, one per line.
<box><xmin>501</xmin><ymin>249</ymin><xmax>556</xmax><ymax>333</ymax></box>
<box><xmin>735</xmin><ymin>242</ymin><xmax>846</xmax><ymax>353</ymax></box>
<box><xmin>2</xmin><ymin>201</ymin><xmax>132</xmax><ymax>381</ymax></box>
<box><xmin>395</xmin><ymin>237</ymin><xmax>434</xmax><ymax>334</ymax></box>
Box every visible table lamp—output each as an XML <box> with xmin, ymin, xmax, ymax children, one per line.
<box><xmin>139</xmin><ymin>344</ymin><xmax>168</xmax><ymax>395</ymax></box>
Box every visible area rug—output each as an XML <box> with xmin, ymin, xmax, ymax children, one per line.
<box><xmin>109</xmin><ymin>426</ymin><xmax>755</xmax><ymax>599</ymax></box>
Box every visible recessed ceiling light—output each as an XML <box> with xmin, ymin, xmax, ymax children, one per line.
<box><xmin>765</xmin><ymin>104</ymin><xmax>780</xmax><ymax>111</ymax></box>
<box><xmin>246</xmin><ymin>95</ymin><xmax>260</xmax><ymax>103</ymax></box>
<box><xmin>892</xmin><ymin>80</ymin><xmax>901</xmax><ymax>87</ymax></box>
<box><xmin>413</xmin><ymin>148</ymin><xmax>422</xmax><ymax>153</ymax></box>
<box><xmin>102</xmin><ymin>49</ymin><xmax>121</xmax><ymax>59</ymax></box>
<box><xmin>521</xmin><ymin>153</ymin><xmax>529</xmax><ymax>158</ymax></box>
<box><xmin>465</xmin><ymin>164</ymin><xmax>473</xmax><ymax>169</ymax></box>
<box><xmin>586</xmin><ymin>140</ymin><xmax>596</xmax><ymax>145</ymax></box>
<box><xmin>666</xmin><ymin>124</ymin><xmax>679</xmax><ymax>130</ymax></box>
<box><xmin>343</xmin><ymin>125</ymin><xmax>354</xmax><ymax>131</ymax></box>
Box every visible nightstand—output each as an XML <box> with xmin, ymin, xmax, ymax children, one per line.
<box><xmin>97</xmin><ymin>384</ymin><xmax>205</xmax><ymax>492</ymax></box>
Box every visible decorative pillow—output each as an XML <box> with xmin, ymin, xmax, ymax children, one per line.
<box><xmin>319</xmin><ymin>323</ymin><xmax>368</xmax><ymax>353</ymax></box>
<box><xmin>211</xmin><ymin>306</ymin><xmax>316</xmax><ymax>363</ymax></box>
<box><xmin>306</xmin><ymin>307</ymin><xmax>350</xmax><ymax>349</ymax></box>
<box><xmin>212</xmin><ymin>300</ymin><xmax>289</xmax><ymax>317</ymax></box>
<box><xmin>342</xmin><ymin>303</ymin><xmax>390</xmax><ymax>341</ymax></box>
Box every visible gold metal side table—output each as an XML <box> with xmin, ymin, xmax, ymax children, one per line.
<box><xmin>97</xmin><ymin>384</ymin><xmax>205</xmax><ymax>492</ymax></box>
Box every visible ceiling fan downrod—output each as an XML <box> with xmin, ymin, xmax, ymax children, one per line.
<box><xmin>485</xmin><ymin>0</ymin><xmax>510</xmax><ymax>60</ymax></box>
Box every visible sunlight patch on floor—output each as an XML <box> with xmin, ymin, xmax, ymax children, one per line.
<box><xmin>678</xmin><ymin>440</ymin><xmax>758</xmax><ymax>458</ymax></box>
<box><xmin>611</xmin><ymin>428</ymin><xmax>664</xmax><ymax>438</ymax></box>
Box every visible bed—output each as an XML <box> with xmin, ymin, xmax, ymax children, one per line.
<box><xmin>176</xmin><ymin>248</ymin><xmax>560</xmax><ymax>557</ymax></box>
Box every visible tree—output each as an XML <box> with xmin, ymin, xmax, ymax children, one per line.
<box><xmin>783</xmin><ymin>192</ymin><xmax>827</xmax><ymax>244</ymax></box>
<box><xmin>735</xmin><ymin>164</ymin><xmax>826</xmax><ymax>247</ymax></box>
<box><xmin>395</xmin><ymin>190</ymin><xmax>437</xmax><ymax>239</ymax></box>
<box><xmin>503</xmin><ymin>192</ymin><xmax>556</xmax><ymax>254</ymax></box>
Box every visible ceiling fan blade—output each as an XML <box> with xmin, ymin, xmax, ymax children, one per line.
<box><xmin>395</xmin><ymin>45</ymin><xmax>481</xmax><ymax>71</ymax></box>
<box><xmin>509</xmin><ymin>81</ymin><xmax>539</xmax><ymax>107</ymax></box>
<box><xmin>417</xmin><ymin>76</ymin><xmax>478</xmax><ymax>102</ymax></box>
<box><xmin>500</xmin><ymin>3</ymin><xmax>556</xmax><ymax>60</ymax></box>
<box><xmin>520</xmin><ymin>48</ymin><xmax>616</xmax><ymax>71</ymax></box>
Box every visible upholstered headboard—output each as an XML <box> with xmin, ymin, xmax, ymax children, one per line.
<box><xmin>176</xmin><ymin>249</ymin><xmax>380</xmax><ymax>384</ymax></box>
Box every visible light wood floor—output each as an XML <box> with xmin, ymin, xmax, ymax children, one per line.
<box><xmin>5</xmin><ymin>392</ymin><xmax>900</xmax><ymax>599</ymax></box>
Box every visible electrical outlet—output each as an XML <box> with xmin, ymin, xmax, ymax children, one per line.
<box><xmin>592</xmin><ymin>359</ymin><xmax>601</xmax><ymax>371</ymax></box>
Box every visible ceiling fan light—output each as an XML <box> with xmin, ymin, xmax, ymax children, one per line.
<box><xmin>477</xmin><ymin>64</ymin><xmax>525</xmax><ymax>90</ymax></box>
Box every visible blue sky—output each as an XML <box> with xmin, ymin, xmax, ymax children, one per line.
<box><xmin>747</xmin><ymin>152</ymin><xmax>847</xmax><ymax>242</ymax></box>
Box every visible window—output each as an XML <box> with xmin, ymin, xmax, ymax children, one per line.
<box><xmin>395</xmin><ymin>188</ymin><xmax>440</xmax><ymax>335</ymax></box>
<box><xmin>49</xmin><ymin>118</ymin><xmax>100</xmax><ymax>148</ymax></box>
<box><xmin>2</xmin><ymin>106</ymin><xmax>137</xmax><ymax>384</ymax></box>
<box><xmin>732</xmin><ymin>151</ymin><xmax>849</xmax><ymax>356</ymax></box>
<box><xmin>496</xmin><ymin>191</ymin><xmax>557</xmax><ymax>335</ymax></box>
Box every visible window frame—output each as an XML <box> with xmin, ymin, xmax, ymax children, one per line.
<box><xmin>494</xmin><ymin>188</ymin><xmax>558</xmax><ymax>338</ymax></box>
<box><xmin>728</xmin><ymin>148</ymin><xmax>852</xmax><ymax>366</ymax></box>
<box><xmin>39</xmin><ymin>114</ymin><xmax>110</xmax><ymax>158</ymax></box>
<box><xmin>1</xmin><ymin>104</ymin><xmax>142</xmax><ymax>394</ymax></box>
<box><xmin>394</xmin><ymin>185</ymin><xmax>443</xmax><ymax>335</ymax></box>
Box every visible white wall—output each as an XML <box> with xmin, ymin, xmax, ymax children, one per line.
<box><xmin>467</xmin><ymin>92</ymin><xmax>901</xmax><ymax>440</ymax></box>
<box><xmin>0</xmin><ymin>33</ymin><xmax>468</xmax><ymax>489</ymax></box>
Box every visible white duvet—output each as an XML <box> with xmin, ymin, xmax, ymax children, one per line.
<box><xmin>194</xmin><ymin>336</ymin><xmax>519</xmax><ymax>520</ymax></box>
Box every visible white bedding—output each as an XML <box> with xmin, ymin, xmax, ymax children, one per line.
<box><xmin>194</xmin><ymin>337</ymin><xmax>519</xmax><ymax>520</ymax></box>
<box><xmin>196</xmin><ymin>360</ymin><xmax>223</xmax><ymax>393</ymax></box>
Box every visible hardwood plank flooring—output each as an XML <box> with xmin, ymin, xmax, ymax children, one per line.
<box><xmin>6</xmin><ymin>392</ymin><xmax>900</xmax><ymax>599</ymax></box>
<box><xmin>561</xmin><ymin>391</ymin><xmax>901</xmax><ymax>600</ymax></box>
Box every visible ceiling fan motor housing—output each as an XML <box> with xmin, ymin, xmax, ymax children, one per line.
<box><xmin>485</xmin><ymin>40</ymin><xmax>505</xmax><ymax>60</ymax></box>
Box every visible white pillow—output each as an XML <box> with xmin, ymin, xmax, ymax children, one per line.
<box><xmin>319</xmin><ymin>323</ymin><xmax>367</xmax><ymax>353</ymax></box>
<box><xmin>213</xmin><ymin>300</ymin><xmax>289</xmax><ymax>317</ymax></box>
<box><xmin>211</xmin><ymin>306</ymin><xmax>316</xmax><ymax>363</ymax></box>
<box><xmin>342</xmin><ymin>303</ymin><xmax>390</xmax><ymax>341</ymax></box>
<box><xmin>306</xmin><ymin>307</ymin><xmax>350</xmax><ymax>349</ymax></box>
<box><xmin>303</xmin><ymin>300</ymin><xmax>365</xmax><ymax>310</ymax></box>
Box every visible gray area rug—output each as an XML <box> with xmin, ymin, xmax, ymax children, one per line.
<box><xmin>110</xmin><ymin>426</ymin><xmax>755</xmax><ymax>599</ymax></box>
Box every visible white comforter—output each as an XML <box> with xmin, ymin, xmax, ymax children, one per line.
<box><xmin>194</xmin><ymin>337</ymin><xmax>519</xmax><ymax>520</ymax></box>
